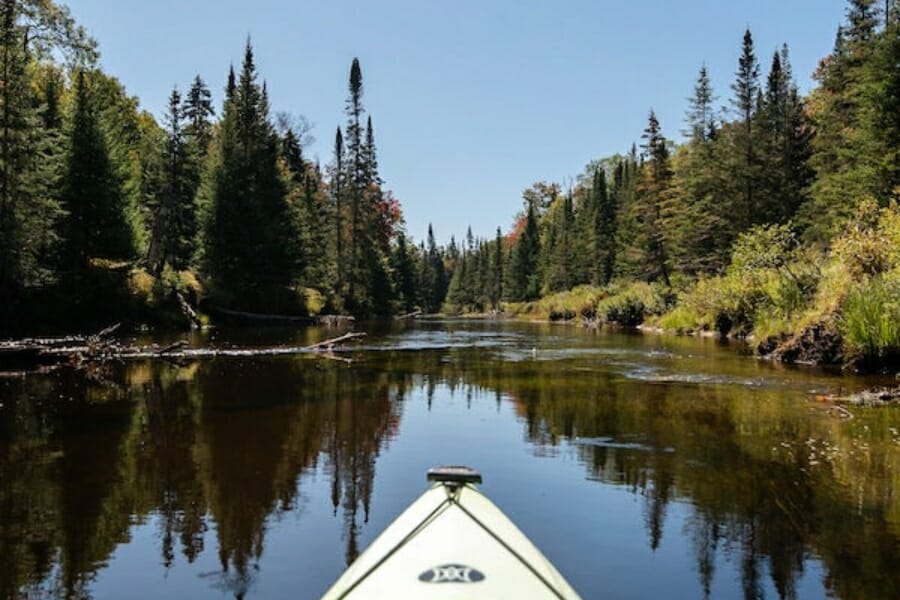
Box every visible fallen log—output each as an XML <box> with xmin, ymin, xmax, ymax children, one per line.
<box><xmin>177</xmin><ymin>292</ymin><xmax>203</xmax><ymax>330</ymax></box>
<box><xmin>394</xmin><ymin>310</ymin><xmax>422</xmax><ymax>321</ymax></box>
<box><xmin>0</xmin><ymin>329</ymin><xmax>369</xmax><ymax>374</ymax></box>
<box><xmin>303</xmin><ymin>332</ymin><xmax>367</xmax><ymax>351</ymax></box>
<box><xmin>157</xmin><ymin>340</ymin><xmax>189</xmax><ymax>355</ymax></box>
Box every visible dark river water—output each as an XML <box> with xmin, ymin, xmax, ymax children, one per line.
<box><xmin>2</xmin><ymin>319</ymin><xmax>899</xmax><ymax>599</ymax></box>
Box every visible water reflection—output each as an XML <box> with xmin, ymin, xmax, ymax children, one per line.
<box><xmin>0</xmin><ymin>320</ymin><xmax>898</xmax><ymax>599</ymax></box>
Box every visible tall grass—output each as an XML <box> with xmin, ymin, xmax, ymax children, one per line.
<box><xmin>841</xmin><ymin>276</ymin><xmax>900</xmax><ymax>361</ymax></box>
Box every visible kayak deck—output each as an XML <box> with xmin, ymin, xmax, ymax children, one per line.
<box><xmin>321</xmin><ymin>467</ymin><xmax>582</xmax><ymax>599</ymax></box>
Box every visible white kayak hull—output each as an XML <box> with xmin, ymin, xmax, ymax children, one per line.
<box><xmin>321</xmin><ymin>468</ymin><xmax>582</xmax><ymax>599</ymax></box>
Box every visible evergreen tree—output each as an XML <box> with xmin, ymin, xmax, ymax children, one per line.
<box><xmin>0</xmin><ymin>0</ymin><xmax>62</xmax><ymax>313</ymax></box>
<box><xmin>803</xmin><ymin>0</ymin><xmax>885</xmax><ymax>239</ymax></box>
<box><xmin>330</xmin><ymin>126</ymin><xmax>345</xmax><ymax>293</ymax></box>
<box><xmin>423</xmin><ymin>224</ymin><xmax>447</xmax><ymax>311</ymax></box>
<box><xmin>542</xmin><ymin>192</ymin><xmax>575</xmax><ymax>293</ymax></box>
<box><xmin>869</xmin><ymin>11</ymin><xmax>900</xmax><ymax>198</ymax></box>
<box><xmin>183</xmin><ymin>75</ymin><xmax>215</xmax><ymax>154</ymax></box>
<box><xmin>731</xmin><ymin>29</ymin><xmax>761</xmax><ymax>228</ymax></box>
<box><xmin>684</xmin><ymin>64</ymin><xmax>717</xmax><ymax>143</ymax></box>
<box><xmin>363</xmin><ymin>115</ymin><xmax>381</xmax><ymax>185</ymax></box>
<box><xmin>508</xmin><ymin>200</ymin><xmax>541</xmax><ymax>301</ymax></box>
<box><xmin>593</xmin><ymin>168</ymin><xmax>617</xmax><ymax>285</ymax></box>
<box><xmin>147</xmin><ymin>87</ymin><xmax>197</xmax><ymax>274</ymax></box>
<box><xmin>757</xmin><ymin>47</ymin><xmax>813</xmax><ymax>224</ymax></box>
<box><xmin>344</xmin><ymin>57</ymin><xmax>365</xmax><ymax>307</ymax></box>
<box><xmin>59</xmin><ymin>70</ymin><xmax>134</xmax><ymax>279</ymax></box>
<box><xmin>199</xmin><ymin>41</ymin><xmax>296</xmax><ymax>305</ymax></box>
<box><xmin>633</xmin><ymin>110</ymin><xmax>672</xmax><ymax>285</ymax></box>
<box><xmin>490</xmin><ymin>227</ymin><xmax>504</xmax><ymax>309</ymax></box>
<box><xmin>391</xmin><ymin>232</ymin><xmax>418</xmax><ymax>312</ymax></box>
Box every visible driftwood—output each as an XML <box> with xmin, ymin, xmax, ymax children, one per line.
<box><xmin>0</xmin><ymin>323</ymin><xmax>122</xmax><ymax>365</ymax></box>
<box><xmin>394</xmin><ymin>310</ymin><xmax>422</xmax><ymax>321</ymax></box>
<box><xmin>0</xmin><ymin>326</ymin><xmax>367</xmax><ymax>373</ymax></box>
<box><xmin>157</xmin><ymin>340</ymin><xmax>189</xmax><ymax>354</ymax></box>
<box><xmin>177</xmin><ymin>292</ymin><xmax>203</xmax><ymax>330</ymax></box>
<box><xmin>303</xmin><ymin>332</ymin><xmax>367</xmax><ymax>351</ymax></box>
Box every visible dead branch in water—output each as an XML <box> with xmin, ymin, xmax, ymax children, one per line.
<box><xmin>394</xmin><ymin>310</ymin><xmax>422</xmax><ymax>321</ymax></box>
<box><xmin>303</xmin><ymin>332</ymin><xmax>367</xmax><ymax>352</ymax></box>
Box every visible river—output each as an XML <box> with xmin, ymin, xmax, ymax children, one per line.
<box><xmin>1</xmin><ymin>319</ymin><xmax>899</xmax><ymax>599</ymax></box>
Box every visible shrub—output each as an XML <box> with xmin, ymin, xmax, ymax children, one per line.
<box><xmin>595</xmin><ymin>282</ymin><xmax>671</xmax><ymax>326</ymax></box>
<box><xmin>534</xmin><ymin>285</ymin><xmax>606</xmax><ymax>320</ymax></box>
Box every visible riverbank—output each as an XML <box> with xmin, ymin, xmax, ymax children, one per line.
<box><xmin>471</xmin><ymin>202</ymin><xmax>900</xmax><ymax>376</ymax></box>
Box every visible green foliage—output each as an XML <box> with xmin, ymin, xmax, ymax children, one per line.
<box><xmin>528</xmin><ymin>285</ymin><xmax>606</xmax><ymax>321</ymax></box>
<box><xmin>595</xmin><ymin>282</ymin><xmax>671</xmax><ymax>326</ymax></box>
<box><xmin>831</xmin><ymin>198</ymin><xmax>899</xmax><ymax>278</ymax></box>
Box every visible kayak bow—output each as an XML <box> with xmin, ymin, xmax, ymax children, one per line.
<box><xmin>321</xmin><ymin>466</ymin><xmax>582</xmax><ymax>599</ymax></box>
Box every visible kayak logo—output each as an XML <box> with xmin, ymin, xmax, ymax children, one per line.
<box><xmin>418</xmin><ymin>564</ymin><xmax>485</xmax><ymax>584</ymax></box>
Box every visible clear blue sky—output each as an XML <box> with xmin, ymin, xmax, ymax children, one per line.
<box><xmin>66</xmin><ymin>0</ymin><xmax>848</xmax><ymax>245</ymax></box>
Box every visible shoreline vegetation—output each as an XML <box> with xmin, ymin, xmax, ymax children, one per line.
<box><xmin>1</xmin><ymin>0</ymin><xmax>899</xmax><ymax>385</ymax></box>
<box><xmin>483</xmin><ymin>200</ymin><xmax>900</xmax><ymax>374</ymax></box>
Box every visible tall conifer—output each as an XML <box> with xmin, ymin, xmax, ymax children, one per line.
<box><xmin>59</xmin><ymin>70</ymin><xmax>134</xmax><ymax>279</ymax></box>
<box><xmin>199</xmin><ymin>41</ymin><xmax>295</xmax><ymax>305</ymax></box>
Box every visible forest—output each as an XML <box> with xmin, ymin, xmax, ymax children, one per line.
<box><xmin>0</xmin><ymin>0</ymin><xmax>898</xmax><ymax>370</ymax></box>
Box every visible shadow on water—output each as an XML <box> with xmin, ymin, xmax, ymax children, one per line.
<box><xmin>0</xmin><ymin>319</ymin><xmax>898</xmax><ymax>598</ymax></box>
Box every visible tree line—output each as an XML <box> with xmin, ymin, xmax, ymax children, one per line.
<box><xmin>440</xmin><ymin>0</ymin><xmax>900</xmax><ymax>318</ymax></box>
<box><xmin>1</xmin><ymin>0</ymin><xmax>898</xmax><ymax>333</ymax></box>
<box><xmin>0</xmin><ymin>0</ymin><xmax>434</xmax><ymax>333</ymax></box>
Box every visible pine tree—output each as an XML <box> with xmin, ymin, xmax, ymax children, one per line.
<box><xmin>869</xmin><ymin>11</ymin><xmax>900</xmax><ymax>198</ymax></box>
<box><xmin>0</xmin><ymin>0</ymin><xmax>62</xmax><ymax>314</ymax></box>
<box><xmin>633</xmin><ymin>110</ymin><xmax>672</xmax><ymax>285</ymax></box>
<box><xmin>344</xmin><ymin>58</ymin><xmax>365</xmax><ymax>307</ymax></box>
<box><xmin>757</xmin><ymin>47</ymin><xmax>813</xmax><ymax>224</ymax></box>
<box><xmin>59</xmin><ymin>70</ymin><xmax>134</xmax><ymax>280</ymax></box>
<box><xmin>183</xmin><ymin>75</ymin><xmax>215</xmax><ymax>155</ymax></box>
<box><xmin>803</xmin><ymin>0</ymin><xmax>885</xmax><ymax>239</ymax></box>
<box><xmin>363</xmin><ymin>115</ymin><xmax>381</xmax><ymax>185</ymax></box>
<box><xmin>199</xmin><ymin>41</ymin><xmax>295</xmax><ymax>305</ymax></box>
<box><xmin>593</xmin><ymin>168</ymin><xmax>617</xmax><ymax>285</ymax></box>
<box><xmin>684</xmin><ymin>64</ymin><xmax>717</xmax><ymax>143</ymax></box>
<box><xmin>147</xmin><ymin>87</ymin><xmax>196</xmax><ymax>274</ymax></box>
<box><xmin>425</xmin><ymin>224</ymin><xmax>446</xmax><ymax>311</ymax></box>
<box><xmin>490</xmin><ymin>227</ymin><xmax>504</xmax><ymax>309</ymax></box>
<box><xmin>731</xmin><ymin>29</ymin><xmax>761</xmax><ymax>228</ymax></box>
<box><xmin>330</xmin><ymin>126</ymin><xmax>345</xmax><ymax>293</ymax></box>
<box><xmin>542</xmin><ymin>192</ymin><xmax>575</xmax><ymax>293</ymax></box>
<box><xmin>508</xmin><ymin>200</ymin><xmax>541</xmax><ymax>301</ymax></box>
<box><xmin>391</xmin><ymin>232</ymin><xmax>418</xmax><ymax>312</ymax></box>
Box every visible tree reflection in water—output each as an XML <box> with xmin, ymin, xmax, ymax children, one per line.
<box><xmin>0</xmin><ymin>322</ymin><xmax>899</xmax><ymax>599</ymax></box>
